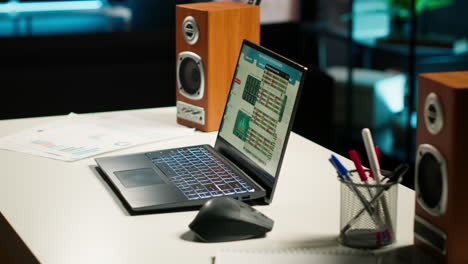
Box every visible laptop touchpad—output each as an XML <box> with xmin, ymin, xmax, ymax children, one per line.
<box><xmin>114</xmin><ymin>168</ymin><xmax>165</xmax><ymax>188</ymax></box>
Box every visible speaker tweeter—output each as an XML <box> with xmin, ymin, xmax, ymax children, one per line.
<box><xmin>424</xmin><ymin>92</ymin><xmax>444</xmax><ymax>135</ymax></box>
<box><xmin>182</xmin><ymin>16</ymin><xmax>199</xmax><ymax>45</ymax></box>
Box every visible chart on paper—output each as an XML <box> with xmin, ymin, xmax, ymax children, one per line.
<box><xmin>0</xmin><ymin>113</ymin><xmax>194</xmax><ymax>161</ymax></box>
<box><xmin>31</xmin><ymin>140</ymin><xmax>101</xmax><ymax>156</ymax></box>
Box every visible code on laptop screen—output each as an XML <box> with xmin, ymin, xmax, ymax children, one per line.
<box><xmin>218</xmin><ymin>43</ymin><xmax>303</xmax><ymax>177</ymax></box>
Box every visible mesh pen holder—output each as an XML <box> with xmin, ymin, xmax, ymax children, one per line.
<box><xmin>338</xmin><ymin>170</ymin><xmax>399</xmax><ymax>249</ymax></box>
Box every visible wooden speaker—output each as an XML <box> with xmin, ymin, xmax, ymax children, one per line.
<box><xmin>414</xmin><ymin>71</ymin><xmax>468</xmax><ymax>264</ymax></box>
<box><xmin>175</xmin><ymin>2</ymin><xmax>260</xmax><ymax>131</ymax></box>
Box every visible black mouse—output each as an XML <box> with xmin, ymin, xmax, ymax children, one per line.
<box><xmin>189</xmin><ymin>197</ymin><xmax>274</xmax><ymax>242</ymax></box>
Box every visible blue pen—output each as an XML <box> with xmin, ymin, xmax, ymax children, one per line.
<box><xmin>328</xmin><ymin>158</ymin><xmax>347</xmax><ymax>181</ymax></box>
<box><xmin>329</xmin><ymin>155</ymin><xmax>386</xmax><ymax>230</ymax></box>
<box><xmin>330</xmin><ymin>155</ymin><xmax>372</xmax><ymax>213</ymax></box>
<box><xmin>331</xmin><ymin>155</ymin><xmax>353</xmax><ymax>181</ymax></box>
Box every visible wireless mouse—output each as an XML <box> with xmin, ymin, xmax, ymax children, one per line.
<box><xmin>189</xmin><ymin>197</ymin><xmax>274</xmax><ymax>242</ymax></box>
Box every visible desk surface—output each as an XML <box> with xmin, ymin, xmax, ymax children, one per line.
<box><xmin>0</xmin><ymin>107</ymin><xmax>415</xmax><ymax>264</ymax></box>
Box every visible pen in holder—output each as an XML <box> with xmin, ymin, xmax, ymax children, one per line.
<box><xmin>338</xmin><ymin>169</ymin><xmax>399</xmax><ymax>249</ymax></box>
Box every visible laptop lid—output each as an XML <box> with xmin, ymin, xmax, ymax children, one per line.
<box><xmin>214</xmin><ymin>39</ymin><xmax>307</xmax><ymax>203</ymax></box>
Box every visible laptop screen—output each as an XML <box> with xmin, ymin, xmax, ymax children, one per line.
<box><xmin>218</xmin><ymin>40</ymin><xmax>305</xmax><ymax>179</ymax></box>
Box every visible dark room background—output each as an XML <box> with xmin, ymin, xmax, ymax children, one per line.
<box><xmin>0</xmin><ymin>0</ymin><xmax>311</xmax><ymax>121</ymax></box>
<box><xmin>0</xmin><ymin>1</ymin><xmax>177</xmax><ymax>119</ymax></box>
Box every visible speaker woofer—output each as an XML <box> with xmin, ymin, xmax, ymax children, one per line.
<box><xmin>415</xmin><ymin>144</ymin><xmax>448</xmax><ymax>216</ymax></box>
<box><xmin>177</xmin><ymin>51</ymin><xmax>204</xmax><ymax>100</ymax></box>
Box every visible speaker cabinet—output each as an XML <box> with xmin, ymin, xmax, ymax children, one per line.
<box><xmin>175</xmin><ymin>2</ymin><xmax>260</xmax><ymax>131</ymax></box>
<box><xmin>414</xmin><ymin>71</ymin><xmax>468</xmax><ymax>264</ymax></box>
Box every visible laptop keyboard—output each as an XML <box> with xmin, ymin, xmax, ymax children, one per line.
<box><xmin>149</xmin><ymin>146</ymin><xmax>256</xmax><ymax>200</ymax></box>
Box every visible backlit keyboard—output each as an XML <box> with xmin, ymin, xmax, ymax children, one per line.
<box><xmin>149</xmin><ymin>147</ymin><xmax>256</xmax><ymax>200</ymax></box>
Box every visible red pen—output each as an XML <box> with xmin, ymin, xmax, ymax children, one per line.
<box><xmin>348</xmin><ymin>149</ymin><xmax>368</xmax><ymax>182</ymax></box>
<box><xmin>349</xmin><ymin>149</ymin><xmax>377</xmax><ymax>224</ymax></box>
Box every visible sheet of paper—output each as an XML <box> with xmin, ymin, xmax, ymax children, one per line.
<box><xmin>216</xmin><ymin>248</ymin><xmax>377</xmax><ymax>264</ymax></box>
<box><xmin>0</xmin><ymin>113</ymin><xmax>194</xmax><ymax>161</ymax></box>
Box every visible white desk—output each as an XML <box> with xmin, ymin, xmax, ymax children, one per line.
<box><xmin>0</xmin><ymin>107</ymin><xmax>415</xmax><ymax>263</ymax></box>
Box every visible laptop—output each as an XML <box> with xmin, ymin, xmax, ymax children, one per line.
<box><xmin>95</xmin><ymin>40</ymin><xmax>307</xmax><ymax>214</ymax></box>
